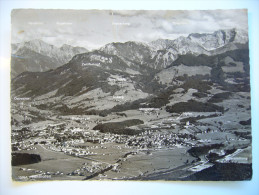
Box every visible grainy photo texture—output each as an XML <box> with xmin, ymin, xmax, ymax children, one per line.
<box><xmin>11</xmin><ymin>9</ymin><xmax>252</xmax><ymax>181</ymax></box>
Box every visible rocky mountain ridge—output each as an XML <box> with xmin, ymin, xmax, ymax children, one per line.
<box><xmin>11</xmin><ymin>39</ymin><xmax>88</xmax><ymax>77</ymax></box>
<box><xmin>100</xmin><ymin>28</ymin><xmax>248</xmax><ymax>69</ymax></box>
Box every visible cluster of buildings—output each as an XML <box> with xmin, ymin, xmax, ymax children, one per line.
<box><xmin>12</xmin><ymin>116</ymin><xmax>199</xmax><ymax>155</ymax></box>
<box><xmin>125</xmin><ymin>130</ymin><xmax>197</xmax><ymax>149</ymax></box>
<box><xmin>68</xmin><ymin>162</ymin><xmax>108</xmax><ymax>176</ymax></box>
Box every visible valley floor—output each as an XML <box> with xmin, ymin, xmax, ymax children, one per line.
<box><xmin>11</xmin><ymin>94</ymin><xmax>252</xmax><ymax>181</ymax></box>
<box><xmin>11</xmin><ymin>78</ymin><xmax>252</xmax><ymax>181</ymax></box>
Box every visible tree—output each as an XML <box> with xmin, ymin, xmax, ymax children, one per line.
<box><xmin>211</xmin><ymin>65</ymin><xmax>225</xmax><ymax>84</ymax></box>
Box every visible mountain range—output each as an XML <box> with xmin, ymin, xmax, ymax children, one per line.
<box><xmin>11</xmin><ymin>28</ymin><xmax>248</xmax><ymax>78</ymax></box>
<box><xmin>11</xmin><ymin>40</ymin><xmax>88</xmax><ymax>78</ymax></box>
<box><xmin>11</xmin><ymin>28</ymin><xmax>250</xmax><ymax>115</ymax></box>
<box><xmin>100</xmin><ymin>28</ymin><xmax>248</xmax><ymax>70</ymax></box>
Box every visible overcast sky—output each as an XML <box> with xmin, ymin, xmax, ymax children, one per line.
<box><xmin>11</xmin><ymin>9</ymin><xmax>248</xmax><ymax>50</ymax></box>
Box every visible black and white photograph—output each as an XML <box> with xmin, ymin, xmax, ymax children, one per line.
<box><xmin>10</xmin><ymin>9</ymin><xmax>252</xmax><ymax>181</ymax></box>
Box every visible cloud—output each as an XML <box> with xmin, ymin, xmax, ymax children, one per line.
<box><xmin>11</xmin><ymin>9</ymin><xmax>248</xmax><ymax>50</ymax></box>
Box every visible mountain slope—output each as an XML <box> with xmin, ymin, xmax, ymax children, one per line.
<box><xmin>11</xmin><ymin>28</ymin><xmax>249</xmax><ymax>115</ymax></box>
